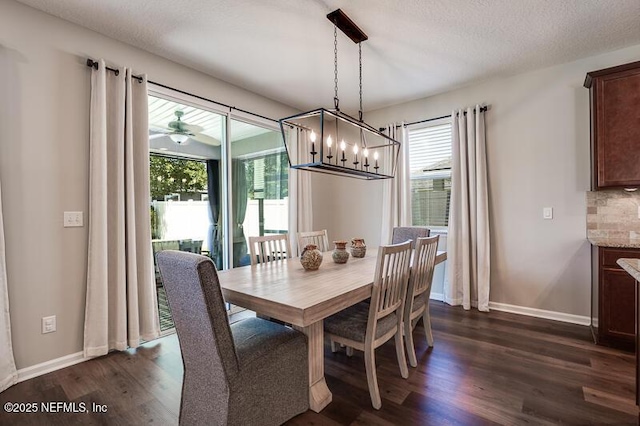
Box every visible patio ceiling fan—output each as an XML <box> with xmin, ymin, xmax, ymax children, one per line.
<box><xmin>149</xmin><ymin>110</ymin><xmax>217</xmax><ymax>145</ymax></box>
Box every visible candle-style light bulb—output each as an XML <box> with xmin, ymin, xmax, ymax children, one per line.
<box><xmin>309</xmin><ymin>130</ymin><xmax>317</xmax><ymax>161</ymax></box>
<box><xmin>326</xmin><ymin>135</ymin><xmax>333</xmax><ymax>161</ymax></box>
<box><xmin>373</xmin><ymin>151</ymin><xmax>379</xmax><ymax>173</ymax></box>
<box><xmin>353</xmin><ymin>144</ymin><xmax>359</xmax><ymax>167</ymax></box>
<box><xmin>364</xmin><ymin>148</ymin><xmax>369</xmax><ymax>168</ymax></box>
<box><xmin>340</xmin><ymin>140</ymin><xmax>347</xmax><ymax>164</ymax></box>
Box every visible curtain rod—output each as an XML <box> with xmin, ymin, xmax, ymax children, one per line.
<box><xmin>378</xmin><ymin>106</ymin><xmax>489</xmax><ymax>131</ymax></box>
<box><xmin>86</xmin><ymin>58</ymin><xmax>280</xmax><ymax>125</ymax></box>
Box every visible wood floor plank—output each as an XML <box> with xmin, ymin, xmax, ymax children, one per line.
<box><xmin>350</xmin><ymin>410</ymin><xmax>397</xmax><ymax>426</ymax></box>
<box><xmin>324</xmin><ymin>354</ymin><xmax>412</xmax><ymax>406</ymax></box>
<box><xmin>55</xmin><ymin>360</ymin><xmax>103</xmax><ymax>401</ymax></box>
<box><xmin>0</xmin><ymin>304</ymin><xmax>637</xmax><ymax>425</ymax></box>
<box><xmin>583</xmin><ymin>386</ymin><xmax>638</xmax><ymax>416</ymax></box>
<box><xmin>402</xmin><ymin>390</ymin><xmax>507</xmax><ymax>426</ymax></box>
<box><xmin>429</xmin><ymin>327</ymin><xmax>635</xmax><ymax>399</ymax></box>
<box><xmin>108</xmin><ymin>347</ymin><xmax>182</xmax><ymax>415</ymax></box>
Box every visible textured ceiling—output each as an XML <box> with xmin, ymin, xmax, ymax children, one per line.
<box><xmin>16</xmin><ymin>0</ymin><xmax>640</xmax><ymax>113</ymax></box>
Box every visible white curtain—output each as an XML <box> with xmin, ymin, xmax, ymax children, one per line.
<box><xmin>380</xmin><ymin>122</ymin><xmax>411</xmax><ymax>245</ymax></box>
<box><xmin>446</xmin><ymin>106</ymin><xmax>490</xmax><ymax>311</ymax></box>
<box><xmin>288</xmin><ymin>128</ymin><xmax>313</xmax><ymax>256</ymax></box>
<box><xmin>0</xmin><ymin>182</ymin><xmax>17</xmax><ymax>392</ymax></box>
<box><xmin>84</xmin><ymin>60</ymin><xmax>160</xmax><ymax>357</ymax></box>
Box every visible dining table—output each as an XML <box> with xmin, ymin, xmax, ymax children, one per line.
<box><xmin>218</xmin><ymin>247</ymin><xmax>447</xmax><ymax>412</ymax></box>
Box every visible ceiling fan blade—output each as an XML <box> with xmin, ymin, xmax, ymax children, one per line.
<box><xmin>192</xmin><ymin>133</ymin><xmax>221</xmax><ymax>146</ymax></box>
<box><xmin>183</xmin><ymin>123</ymin><xmax>204</xmax><ymax>133</ymax></box>
<box><xmin>149</xmin><ymin>133</ymin><xmax>167</xmax><ymax>140</ymax></box>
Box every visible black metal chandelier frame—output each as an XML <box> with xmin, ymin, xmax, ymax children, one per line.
<box><xmin>279</xmin><ymin>9</ymin><xmax>401</xmax><ymax>180</ymax></box>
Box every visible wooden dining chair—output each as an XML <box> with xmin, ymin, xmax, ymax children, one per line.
<box><xmin>297</xmin><ymin>229</ymin><xmax>329</xmax><ymax>253</ymax></box>
<box><xmin>248</xmin><ymin>234</ymin><xmax>291</xmax><ymax>266</ymax></box>
<box><xmin>324</xmin><ymin>241</ymin><xmax>412</xmax><ymax>410</ymax></box>
<box><xmin>404</xmin><ymin>235</ymin><xmax>439</xmax><ymax>367</ymax></box>
<box><xmin>391</xmin><ymin>226</ymin><xmax>430</xmax><ymax>248</ymax></box>
<box><xmin>247</xmin><ymin>234</ymin><xmax>292</xmax><ymax>323</ymax></box>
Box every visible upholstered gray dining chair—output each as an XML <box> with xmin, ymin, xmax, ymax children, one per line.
<box><xmin>156</xmin><ymin>250</ymin><xmax>309</xmax><ymax>426</ymax></box>
<box><xmin>404</xmin><ymin>235</ymin><xmax>439</xmax><ymax>367</ymax></box>
<box><xmin>391</xmin><ymin>226</ymin><xmax>430</xmax><ymax>248</ymax></box>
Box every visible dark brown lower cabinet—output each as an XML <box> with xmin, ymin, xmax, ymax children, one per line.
<box><xmin>593</xmin><ymin>246</ymin><xmax>640</xmax><ymax>351</ymax></box>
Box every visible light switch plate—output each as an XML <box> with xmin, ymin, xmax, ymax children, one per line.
<box><xmin>543</xmin><ymin>207</ymin><xmax>553</xmax><ymax>220</ymax></box>
<box><xmin>42</xmin><ymin>315</ymin><xmax>56</xmax><ymax>334</ymax></box>
<box><xmin>63</xmin><ymin>211</ymin><xmax>83</xmax><ymax>227</ymax></box>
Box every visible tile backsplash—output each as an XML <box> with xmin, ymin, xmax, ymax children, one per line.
<box><xmin>587</xmin><ymin>190</ymin><xmax>640</xmax><ymax>241</ymax></box>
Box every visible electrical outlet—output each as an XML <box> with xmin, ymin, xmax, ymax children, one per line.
<box><xmin>42</xmin><ymin>316</ymin><xmax>56</xmax><ymax>334</ymax></box>
<box><xmin>543</xmin><ymin>207</ymin><xmax>553</xmax><ymax>220</ymax></box>
<box><xmin>63</xmin><ymin>211</ymin><xmax>83</xmax><ymax>227</ymax></box>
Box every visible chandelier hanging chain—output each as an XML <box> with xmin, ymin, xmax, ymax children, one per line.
<box><xmin>277</xmin><ymin>9</ymin><xmax>401</xmax><ymax>180</ymax></box>
<box><xmin>359</xmin><ymin>42</ymin><xmax>363</xmax><ymax>122</ymax></box>
<box><xmin>334</xmin><ymin>23</ymin><xmax>340</xmax><ymax>111</ymax></box>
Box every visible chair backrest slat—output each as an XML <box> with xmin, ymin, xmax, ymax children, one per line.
<box><xmin>248</xmin><ymin>234</ymin><xmax>291</xmax><ymax>266</ymax></box>
<box><xmin>297</xmin><ymin>230</ymin><xmax>329</xmax><ymax>253</ymax></box>
<box><xmin>411</xmin><ymin>236</ymin><xmax>439</xmax><ymax>298</ymax></box>
<box><xmin>369</xmin><ymin>241</ymin><xmax>412</xmax><ymax>327</ymax></box>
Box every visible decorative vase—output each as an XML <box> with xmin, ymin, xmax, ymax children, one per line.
<box><xmin>332</xmin><ymin>240</ymin><xmax>350</xmax><ymax>264</ymax></box>
<box><xmin>350</xmin><ymin>238</ymin><xmax>367</xmax><ymax>258</ymax></box>
<box><xmin>300</xmin><ymin>244</ymin><xmax>323</xmax><ymax>271</ymax></box>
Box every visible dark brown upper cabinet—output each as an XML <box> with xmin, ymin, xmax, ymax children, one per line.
<box><xmin>585</xmin><ymin>61</ymin><xmax>640</xmax><ymax>190</ymax></box>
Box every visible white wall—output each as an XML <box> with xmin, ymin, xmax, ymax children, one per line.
<box><xmin>0</xmin><ymin>0</ymin><xmax>297</xmax><ymax>369</ymax></box>
<box><xmin>313</xmin><ymin>43</ymin><xmax>640</xmax><ymax>317</ymax></box>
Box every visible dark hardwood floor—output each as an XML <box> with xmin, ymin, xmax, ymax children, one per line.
<box><xmin>1</xmin><ymin>303</ymin><xmax>637</xmax><ymax>425</ymax></box>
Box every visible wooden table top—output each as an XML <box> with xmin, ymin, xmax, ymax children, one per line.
<box><xmin>219</xmin><ymin>248</ymin><xmax>446</xmax><ymax>328</ymax></box>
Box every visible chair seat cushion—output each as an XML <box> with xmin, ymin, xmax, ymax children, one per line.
<box><xmin>232</xmin><ymin>317</ymin><xmax>306</xmax><ymax>368</ymax></box>
<box><xmin>324</xmin><ymin>301</ymin><xmax>398</xmax><ymax>343</ymax></box>
<box><xmin>412</xmin><ymin>295</ymin><xmax>426</xmax><ymax>313</ymax></box>
<box><xmin>229</xmin><ymin>317</ymin><xmax>309</xmax><ymax>425</ymax></box>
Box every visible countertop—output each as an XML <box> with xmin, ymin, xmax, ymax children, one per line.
<box><xmin>617</xmin><ymin>259</ymin><xmax>640</xmax><ymax>281</ymax></box>
<box><xmin>588</xmin><ymin>237</ymin><xmax>640</xmax><ymax>249</ymax></box>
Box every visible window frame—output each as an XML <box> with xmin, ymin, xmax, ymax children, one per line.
<box><xmin>148</xmin><ymin>84</ymin><xmax>287</xmax><ymax>267</ymax></box>
<box><xmin>406</xmin><ymin>117</ymin><xmax>452</xmax><ymax>233</ymax></box>
<box><xmin>148</xmin><ymin>86</ymin><xmax>286</xmax><ymax>318</ymax></box>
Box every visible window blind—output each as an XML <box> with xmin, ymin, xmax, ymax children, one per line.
<box><xmin>408</xmin><ymin>123</ymin><xmax>452</xmax><ymax>176</ymax></box>
<box><xmin>408</xmin><ymin>122</ymin><xmax>452</xmax><ymax>227</ymax></box>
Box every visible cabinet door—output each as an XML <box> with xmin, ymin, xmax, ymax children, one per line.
<box><xmin>600</xmin><ymin>268</ymin><xmax>636</xmax><ymax>341</ymax></box>
<box><xmin>594</xmin><ymin>68</ymin><xmax>640</xmax><ymax>188</ymax></box>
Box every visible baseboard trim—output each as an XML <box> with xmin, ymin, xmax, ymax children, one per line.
<box><xmin>430</xmin><ymin>292</ymin><xmax>444</xmax><ymax>302</ymax></box>
<box><xmin>428</xmin><ymin>295</ymin><xmax>591</xmax><ymax>326</ymax></box>
<box><xmin>17</xmin><ymin>351</ymin><xmax>89</xmax><ymax>383</ymax></box>
<box><xmin>487</xmin><ymin>301</ymin><xmax>591</xmax><ymax>326</ymax></box>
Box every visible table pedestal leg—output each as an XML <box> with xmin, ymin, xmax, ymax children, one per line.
<box><xmin>294</xmin><ymin>321</ymin><xmax>332</xmax><ymax>412</ymax></box>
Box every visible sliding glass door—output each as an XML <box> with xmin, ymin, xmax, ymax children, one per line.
<box><xmin>229</xmin><ymin>118</ymin><xmax>288</xmax><ymax>267</ymax></box>
<box><xmin>147</xmin><ymin>89</ymin><xmax>289</xmax><ymax>330</ymax></box>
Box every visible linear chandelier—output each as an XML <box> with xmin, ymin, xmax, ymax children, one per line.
<box><xmin>279</xmin><ymin>9</ymin><xmax>400</xmax><ymax>180</ymax></box>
